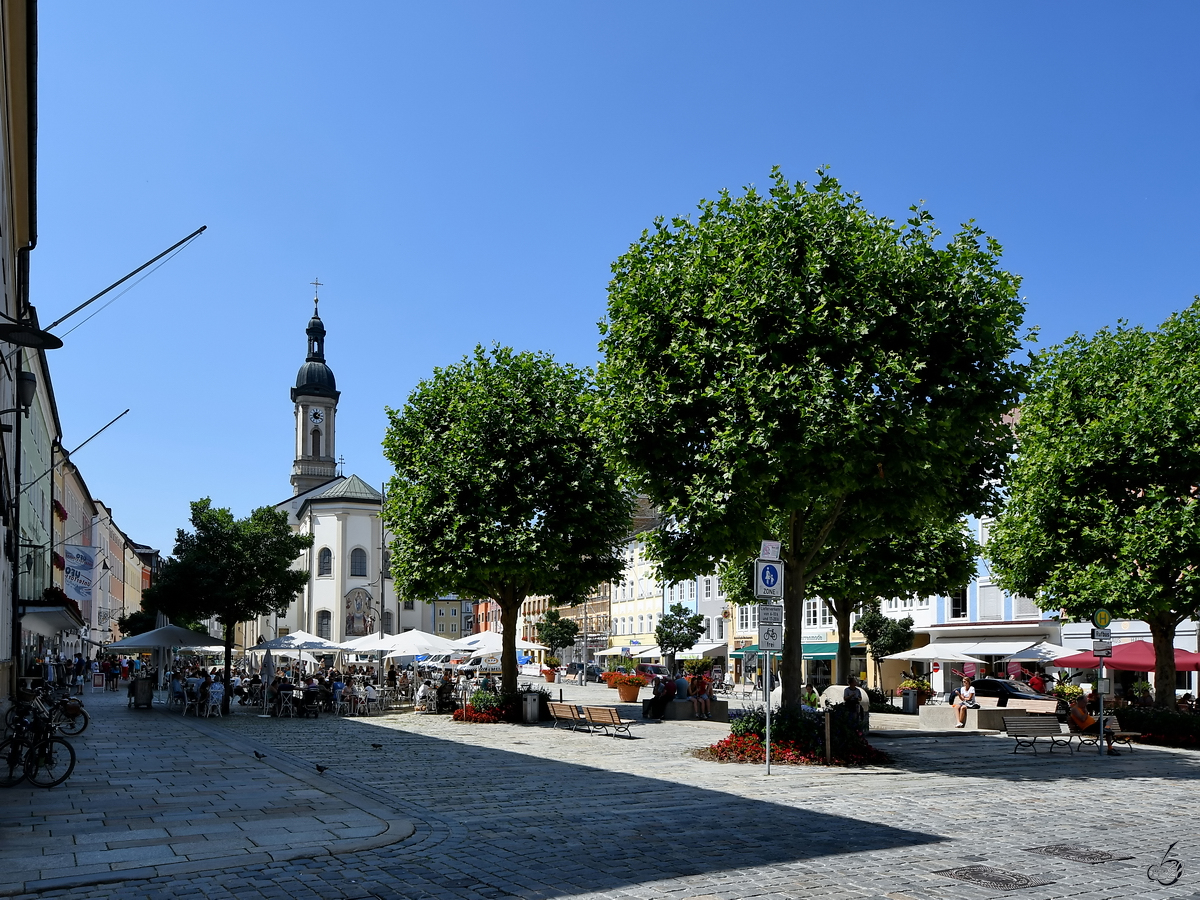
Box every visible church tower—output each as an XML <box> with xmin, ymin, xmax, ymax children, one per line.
<box><xmin>290</xmin><ymin>293</ymin><xmax>340</xmax><ymax>495</ymax></box>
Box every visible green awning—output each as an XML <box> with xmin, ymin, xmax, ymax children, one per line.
<box><xmin>803</xmin><ymin>642</ymin><xmax>839</xmax><ymax>659</ymax></box>
<box><xmin>730</xmin><ymin>644</ymin><xmax>759</xmax><ymax>659</ymax></box>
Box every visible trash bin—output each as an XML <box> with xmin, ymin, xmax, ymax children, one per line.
<box><xmin>132</xmin><ymin>677</ymin><xmax>156</xmax><ymax>709</ymax></box>
<box><xmin>522</xmin><ymin>691</ymin><xmax>540</xmax><ymax>724</ymax></box>
<box><xmin>901</xmin><ymin>689</ymin><xmax>918</xmax><ymax>715</ymax></box>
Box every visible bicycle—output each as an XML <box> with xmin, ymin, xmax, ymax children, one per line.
<box><xmin>0</xmin><ymin>696</ymin><xmax>77</xmax><ymax>788</ymax></box>
<box><xmin>4</xmin><ymin>685</ymin><xmax>89</xmax><ymax>737</ymax></box>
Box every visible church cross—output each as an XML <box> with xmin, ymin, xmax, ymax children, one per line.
<box><xmin>311</xmin><ymin>277</ymin><xmax>323</xmax><ymax>310</ymax></box>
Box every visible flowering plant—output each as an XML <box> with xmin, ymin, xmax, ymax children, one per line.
<box><xmin>607</xmin><ymin>673</ymin><xmax>648</xmax><ymax>688</ymax></box>
<box><xmin>453</xmin><ymin>703</ymin><xmax>502</xmax><ymax>723</ymax></box>
<box><xmin>897</xmin><ymin>677</ymin><xmax>931</xmax><ymax>692</ymax></box>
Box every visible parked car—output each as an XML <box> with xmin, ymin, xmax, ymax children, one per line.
<box><xmin>565</xmin><ymin>663</ymin><xmax>604</xmax><ymax>683</ymax></box>
<box><xmin>635</xmin><ymin>663</ymin><xmax>670</xmax><ymax>681</ymax></box>
<box><xmin>967</xmin><ymin>678</ymin><xmax>1067</xmax><ymax>717</ymax></box>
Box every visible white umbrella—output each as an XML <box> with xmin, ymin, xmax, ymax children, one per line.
<box><xmin>252</xmin><ymin>630</ymin><xmax>344</xmax><ymax>652</ymax></box>
<box><xmin>340</xmin><ymin>633</ymin><xmax>398</xmax><ymax>653</ymax></box>
<box><xmin>380</xmin><ymin>629</ymin><xmax>457</xmax><ymax>659</ymax></box>
<box><xmin>1000</xmin><ymin>641</ymin><xmax>1077</xmax><ymax>663</ymax></box>
<box><xmin>451</xmin><ymin>631</ymin><xmax>548</xmax><ymax>653</ymax></box>
<box><xmin>882</xmin><ymin>646</ymin><xmax>986</xmax><ymax>663</ymax></box>
<box><xmin>596</xmin><ymin>647</ymin><xmax>630</xmax><ymax>656</ymax></box>
<box><xmin>106</xmin><ymin>624</ymin><xmax>224</xmax><ymax>652</ymax></box>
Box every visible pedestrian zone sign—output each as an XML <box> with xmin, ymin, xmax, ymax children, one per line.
<box><xmin>754</xmin><ymin>559</ymin><xmax>784</xmax><ymax>600</ymax></box>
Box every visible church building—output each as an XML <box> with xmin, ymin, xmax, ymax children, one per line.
<box><xmin>257</xmin><ymin>293</ymin><xmax>433</xmax><ymax>645</ymax></box>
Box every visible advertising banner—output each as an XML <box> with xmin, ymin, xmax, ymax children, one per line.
<box><xmin>65</xmin><ymin>545</ymin><xmax>96</xmax><ymax>606</ymax></box>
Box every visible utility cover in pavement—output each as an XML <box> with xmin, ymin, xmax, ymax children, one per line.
<box><xmin>933</xmin><ymin>866</ymin><xmax>1055</xmax><ymax>890</ymax></box>
<box><xmin>1024</xmin><ymin>844</ymin><xmax>1133</xmax><ymax>864</ymax></box>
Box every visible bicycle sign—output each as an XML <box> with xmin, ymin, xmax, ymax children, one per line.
<box><xmin>754</xmin><ymin>559</ymin><xmax>784</xmax><ymax>600</ymax></box>
<box><xmin>759</xmin><ymin>624</ymin><xmax>783</xmax><ymax>651</ymax></box>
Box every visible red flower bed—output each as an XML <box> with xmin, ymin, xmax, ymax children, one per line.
<box><xmin>699</xmin><ymin>733</ymin><xmax>891</xmax><ymax>767</ymax></box>
<box><xmin>452</xmin><ymin>704</ymin><xmax>502</xmax><ymax>724</ymax></box>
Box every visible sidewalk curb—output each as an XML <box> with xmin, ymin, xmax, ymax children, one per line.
<box><xmin>0</xmin><ymin>703</ymin><xmax>416</xmax><ymax>898</ymax></box>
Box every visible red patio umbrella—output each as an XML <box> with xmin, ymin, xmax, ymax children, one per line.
<box><xmin>1054</xmin><ymin>639</ymin><xmax>1200</xmax><ymax>671</ymax></box>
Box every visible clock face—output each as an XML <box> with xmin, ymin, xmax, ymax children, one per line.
<box><xmin>309</xmin><ymin>409</ymin><xmax>324</xmax><ymax>424</ymax></box>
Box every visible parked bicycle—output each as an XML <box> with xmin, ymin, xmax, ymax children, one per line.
<box><xmin>0</xmin><ymin>703</ymin><xmax>76</xmax><ymax>788</ymax></box>
<box><xmin>4</xmin><ymin>684</ymin><xmax>88</xmax><ymax>737</ymax></box>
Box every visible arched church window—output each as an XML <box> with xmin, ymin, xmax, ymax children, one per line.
<box><xmin>317</xmin><ymin>547</ymin><xmax>332</xmax><ymax>576</ymax></box>
<box><xmin>383</xmin><ymin>611</ymin><xmax>394</xmax><ymax>635</ymax></box>
<box><xmin>350</xmin><ymin>548</ymin><xmax>368</xmax><ymax>577</ymax></box>
<box><xmin>311</xmin><ymin>428</ymin><xmax>321</xmax><ymax>458</ymax></box>
<box><xmin>316</xmin><ymin>610</ymin><xmax>332</xmax><ymax>640</ymax></box>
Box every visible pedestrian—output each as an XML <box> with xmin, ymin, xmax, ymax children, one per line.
<box><xmin>688</xmin><ymin>673</ymin><xmax>711</xmax><ymax>719</ymax></box>
<box><xmin>1029</xmin><ymin>671</ymin><xmax>1046</xmax><ymax>694</ymax></box>
<box><xmin>952</xmin><ymin>676</ymin><xmax>977</xmax><ymax>728</ymax></box>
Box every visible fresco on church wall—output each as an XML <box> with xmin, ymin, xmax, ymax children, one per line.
<box><xmin>345</xmin><ymin>587</ymin><xmax>375</xmax><ymax>636</ymax></box>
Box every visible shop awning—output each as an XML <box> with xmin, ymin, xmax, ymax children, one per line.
<box><xmin>596</xmin><ymin>646</ymin><xmax>631</xmax><ymax>657</ymax></box>
<box><xmin>802</xmin><ymin>641</ymin><xmax>840</xmax><ymax>660</ymax></box>
<box><xmin>677</xmin><ymin>642</ymin><xmax>729</xmax><ymax>660</ymax></box>
<box><xmin>19</xmin><ymin>607</ymin><xmax>85</xmax><ymax>638</ymax></box>
<box><xmin>730</xmin><ymin>644</ymin><xmax>758</xmax><ymax>659</ymax></box>
<box><xmin>927</xmin><ymin>640</ymin><xmax>1035</xmax><ymax>657</ymax></box>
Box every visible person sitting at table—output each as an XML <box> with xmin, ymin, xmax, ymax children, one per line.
<box><xmin>415</xmin><ymin>679</ymin><xmax>435</xmax><ymax>712</ymax></box>
<box><xmin>387</xmin><ymin>665</ymin><xmax>398</xmax><ymax>689</ymax></box>
<box><xmin>198</xmin><ymin>673</ymin><xmax>214</xmax><ymax>708</ymax></box>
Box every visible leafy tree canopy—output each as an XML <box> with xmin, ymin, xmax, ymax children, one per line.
<box><xmin>382</xmin><ymin>345</ymin><xmax>631</xmax><ymax>695</ymax></box>
<box><xmin>857</xmin><ymin>602</ymin><xmax>915</xmax><ymax>689</ymax></box>
<box><xmin>655</xmin><ymin>602</ymin><xmax>706</xmax><ymax>673</ymax></box>
<box><xmin>535</xmin><ymin>608</ymin><xmax>580</xmax><ymax>659</ymax></box>
<box><xmin>144</xmin><ymin>499</ymin><xmax>312</xmax><ymax>709</ymax></box>
<box><xmin>598</xmin><ymin>168</ymin><xmax>1027</xmax><ymax>708</ymax></box>
<box><xmin>987</xmin><ymin>300</ymin><xmax>1200</xmax><ymax>706</ymax></box>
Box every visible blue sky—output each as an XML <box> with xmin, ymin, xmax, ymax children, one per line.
<box><xmin>32</xmin><ymin>4</ymin><xmax>1200</xmax><ymax>555</ymax></box>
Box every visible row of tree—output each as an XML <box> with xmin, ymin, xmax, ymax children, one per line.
<box><xmin>145</xmin><ymin>167</ymin><xmax>1200</xmax><ymax>711</ymax></box>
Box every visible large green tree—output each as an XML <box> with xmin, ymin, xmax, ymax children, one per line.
<box><xmin>144</xmin><ymin>499</ymin><xmax>312</xmax><ymax>712</ymax></box>
<box><xmin>721</xmin><ymin>518</ymin><xmax>977</xmax><ymax>681</ymax></box>
<box><xmin>857</xmin><ymin>601</ymin><xmax>915</xmax><ymax>689</ymax></box>
<box><xmin>382</xmin><ymin>345</ymin><xmax>631</xmax><ymax>696</ymax></box>
<box><xmin>598</xmin><ymin>169</ymin><xmax>1027</xmax><ymax>710</ymax></box>
<box><xmin>987</xmin><ymin>302</ymin><xmax>1200</xmax><ymax>707</ymax></box>
<box><xmin>655</xmin><ymin>602</ymin><xmax>707</xmax><ymax>674</ymax></box>
<box><xmin>535</xmin><ymin>609</ymin><xmax>580</xmax><ymax>660</ymax></box>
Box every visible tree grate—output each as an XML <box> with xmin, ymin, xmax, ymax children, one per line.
<box><xmin>1024</xmin><ymin>843</ymin><xmax>1134</xmax><ymax>864</ymax></box>
<box><xmin>933</xmin><ymin>865</ymin><xmax>1056</xmax><ymax>890</ymax></box>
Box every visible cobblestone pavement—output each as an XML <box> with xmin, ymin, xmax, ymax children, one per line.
<box><xmin>5</xmin><ymin>680</ymin><xmax>1200</xmax><ymax>900</ymax></box>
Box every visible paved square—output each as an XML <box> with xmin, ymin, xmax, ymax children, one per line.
<box><xmin>2</xmin><ymin>684</ymin><xmax>1197</xmax><ymax>900</ymax></box>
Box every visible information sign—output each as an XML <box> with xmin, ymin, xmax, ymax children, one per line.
<box><xmin>759</xmin><ymin>540</ymin><xmax>781</xmax><ymax>561</ymax></box>
<box><xmin>758</xmin><ymin>623</ymin><xmax>783</xmax><ymax>651</ymax></box>
<box><xmin>758</xmin><ymin>604</ymin><xmax>783</xmax><ymax>626</ymax></box>
<box><xmin>1092</xmin><ymin>608</ymin><xmax>1112</xmax><ymax>629</ymax></box>
<box><xmin>754</xmin><ymin>559</ymin><xmax>784</xmax><ymax>600</ymax></box>
<box><xmin>1091</xmin><ymin>628</ymin><xmax>1112</xmax><ymax>640</ymax></box>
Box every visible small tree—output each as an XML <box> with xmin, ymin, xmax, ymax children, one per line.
<box><xmin>655</xmin><ymin>602</ymin><xmax>706</xmax><ymax>674</ymax></box>
<box><xmin>856</xmin><ymin>601</ymin><xmax>915</xmax><ymax>689</ymax></box>
<box><xmin>144</xmin><ymin>499</ymin><xmax>313</xmax><ymax>713</ymax></box>
<box><xmin>383</xmin><ymin>346</ymin><xmax>630</xmax><ymax>696</ymax></box>
<box><xmin>535</xmin><ymin>609</ymin><xmax>580</xmax><ymax>661</ymax></box>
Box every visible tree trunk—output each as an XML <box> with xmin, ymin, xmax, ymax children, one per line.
<box><xmin>665</xmin><ymin>652</ymin><xmax>676</xmax><ymax>676</ymax></box>
<box><xmin>834</xmin><ymin>604</ymin><xmax>853</xmax><ymax>686</ymax></box>
<box><xmin>780</xmin><ymin>550</ymin><xmax>805</xmax><ymax>711</ymax></box>
<box><xmin>1148</xmin><ymin>613</ymin><xmax>1179</xmax><ymax>709</ymax></box>
<box><xmin>222</xmin><ymin>622</ymin><xmax>234</xmax><ymax>715</ymax></box>
<box><xmin>500</xmin><ymin>594</ymin><xmax>521</xmax><ymax>696</ymax></box>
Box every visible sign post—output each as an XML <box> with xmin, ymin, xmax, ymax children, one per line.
<box><xmin>758</xmin><ymin>606</ymin><xmax>783</xmax><ymax>775</ymax></box>
<box><xmin>1092</xmin><ymin>615</ymin><xmax>1112</xmax><ymax>759</ymax></box>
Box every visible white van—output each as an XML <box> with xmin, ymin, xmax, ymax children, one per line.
<box><xmin>457</xmin><ymin>654</ymin><xmax>503</xmax><ymax>677</ymax></box>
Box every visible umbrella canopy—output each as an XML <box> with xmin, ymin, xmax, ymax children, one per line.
<box><xmin>451</xmin><ymin>631</ymin><xmax>548</xmax><ymax>653</ymax></box>
<box><xmin>1000</xmin><ymin>641</ymin><xmax>1078</xmax><ymax>663</ymax></box>
<box><xmin>596</xmin><ymin>647</ymin><xmax>630</xmax><ymax>657</ymax></box>
<box><xmin>251</xmin><ymin>630</ymin><xmax>344</xmax><ymax>652</ymax></box>
<box><xmin>677</xmin><ymin>642</ymin><xmax>730</xmax><ymax>660</ymax></box>
<box><xmin>106</xmin><ymin>624</ymin><xmax>224</xmax><ymax>651</ymax></box>
<box><xmin>882</xmin><ymin>646</ymin><xmax>986</xmax><ymax>663</ymax></box>
<box><xmin>1054</xmin><ymin>639</ymin><xmax>1200</xmax><ymax>672</ymax></box>
<box><xmin>261</xmin><ymin>648</ymin><xmax>276</xmax><ymax>684</ymax></box>
<box><xmin>340</xmin><ymin>633</ymin><xmax>398</xmax><ymax>653</ymax></box>
<box><xmin>380</xmin><ymin>629</ymin><xmax>458</xmax><ymax>659</ymax></box>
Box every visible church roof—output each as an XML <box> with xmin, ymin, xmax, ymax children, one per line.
<box><xmin>311</xmin><ymin>474</ymin><xmax>382</xmax><ymax>502</ymax></box>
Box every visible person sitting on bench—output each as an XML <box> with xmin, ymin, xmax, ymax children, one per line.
<box><xmin>1068</xmin><ymin>695</ymin><xmax>1119</xmax><ymax>755</ymax></box>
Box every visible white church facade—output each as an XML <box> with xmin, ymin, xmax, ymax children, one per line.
<box><xmin>251</xmin><ymin>295</ymin><xmax>433</xmax><ymax>645</ymax></box>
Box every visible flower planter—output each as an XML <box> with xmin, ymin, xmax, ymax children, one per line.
<box><xmin>606</xmin><ymin>680</ymin><xmax>618</xmax><ymax>689</ymax></box>
<box><xmin>543</xmin><ymin>670</ymin><xmax>556</xmax><ymax>684</ymax></box>
<box><xmin>616</xmin><ymin>683</ymin><xmax>641</xmax><ymax>703</ymax></box>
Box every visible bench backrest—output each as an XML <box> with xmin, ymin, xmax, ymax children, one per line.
<box><xmin>583</xmin><ymin>706</ymin><xmax>621</xmax><ymax>725</ymax></box>
<box><xmin>1004</xmin><ymin>716</ymin><xmax>1061</xmax><ymax>735</ymax></box>
<box><xmin>1006</xmin><ymin>698</ymin><xmax>1058</xmax><ymax>714</ymax></box>
<box><xmin>548</xmin><ymin>701</ymin><xmax>581</xmax><ymax>720</ymax></box>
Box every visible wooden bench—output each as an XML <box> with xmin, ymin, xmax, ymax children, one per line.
<box><xmin>583</xmin><ymin>705</ymin><xmax>635</xmax><ymax>738</ymax></box>
<box><xmin>548</xmin><ymin>701</ymin><xmax>588</xmax><ymax>732</ymax></box>
<box><xmin>1005</xmin><ymin>698</ymin><xmax>1059</xmax><ymax>715</ymax></box>
<box><xmin>1110</xmin><ymin>715</ymin><xmax>1142</xmax><ymax>752</ymax></box>
<box><xmin>1004</xmin><ymin>715</ymin><xmax>1071</xmax><ymax>754</ymax></box>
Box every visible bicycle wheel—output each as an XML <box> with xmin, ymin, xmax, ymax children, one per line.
<box><xmin>51</xmin><ymin>706</ymin><xmax>89</xmax><ymax>736</ymax></box>
<box><xmin>0</xmin><ymin>737</ymin><xmax>28</xmax><ymax>787</ymax></box>
<box><xmin>24</xmin><ymin>737</ymin><xmax>76</xmax><ymax>788</ymax></box>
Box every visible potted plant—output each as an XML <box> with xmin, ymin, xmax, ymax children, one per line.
<box><xmin>542</xmin><ymin>656</ymin><xmax>560</xmax><ymax>683</ymax></box>
<box><xmin>609</xmin><ymin>672</ymin><xmax>648</xmax><ymax>702</ymax></box>
<box><xmin>898</xmin><ymin>676</ymin><xmax>932</xmax><ymax>705</ymax></box>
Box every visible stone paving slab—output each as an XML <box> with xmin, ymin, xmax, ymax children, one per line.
<box><xmin>6</xmin><ymin>679</ymin><xmax>1200</xmax><ymax>899</ymax></box>
<box><xmin>0</xmin><ymin>688</ymin><xmax>412</xmax><ymax>896</ymax></box>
